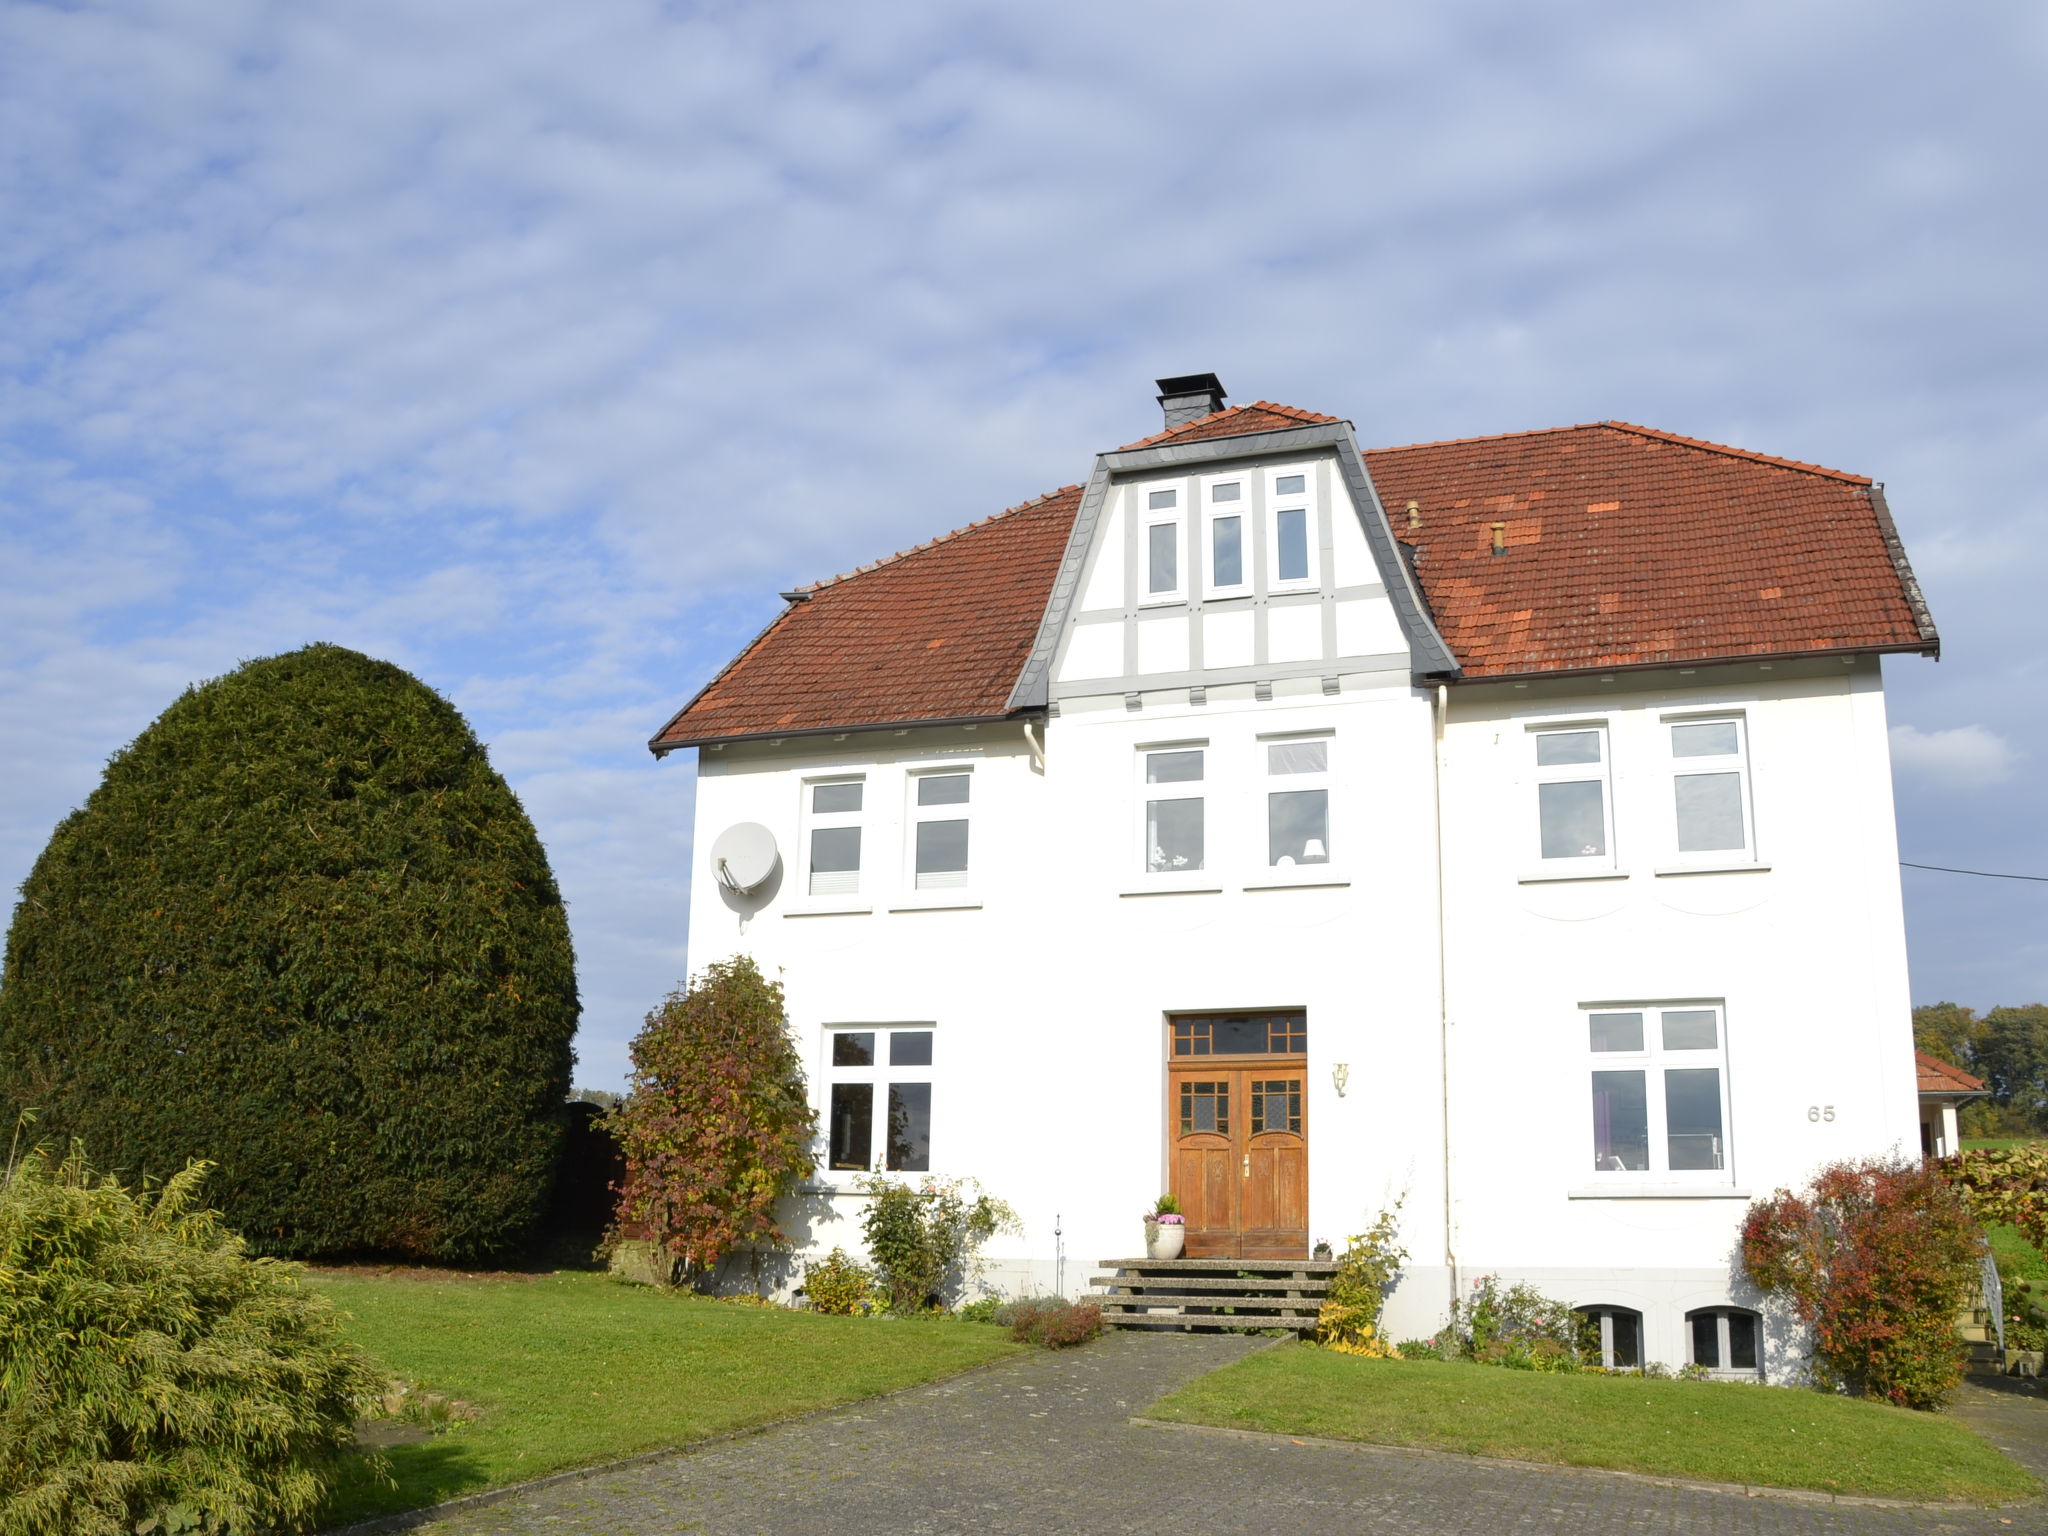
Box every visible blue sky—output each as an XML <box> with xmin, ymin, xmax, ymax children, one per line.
<box><xmin>3</xmin><ymin>0</ymin><xmax>2043</xmax><ymax>1090</ymax></box>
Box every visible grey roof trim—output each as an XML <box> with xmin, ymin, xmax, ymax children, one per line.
<box><xmin>1447</xmin><ymin>640</ymin><xmax>1937</xmax><ymax>689</ymax></box>
<box><xmin>1005</xmin><ymin>456</ymin><xmax>1116</xmax><ymax>712</ymax></box>
<box><xmin>1007</xmin><ymin>424</ymin><xmax>1461</xmax><ymax>709</ymax></box>
<box><xmin>1866</xmin><ymin>484</ymin><xmax>1941</xmax><ymax>656</ymax></box>
<box><xmin>651</xmin><ymin>710</ymin><xmax>1038</xmax><ymax>757</ymax></box>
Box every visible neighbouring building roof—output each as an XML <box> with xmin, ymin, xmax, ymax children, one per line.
<box><xmin>651</xmin><ymin>402</ymin><xmax>1938</xmax><ymax>751</ymax></box>
<box><xmin>1916</xmin><ymin>1049</ymin><xmax>1987</xmax><ymax>1097</ymax></box>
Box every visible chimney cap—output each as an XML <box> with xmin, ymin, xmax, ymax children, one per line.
<box><xmin>1155</xmin><ymin>372</ymin><xmax>1228</xmax><ymax>430</ymax></box>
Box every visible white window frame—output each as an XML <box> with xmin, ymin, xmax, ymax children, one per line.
<box><xmin>1662</xmin><ymin>711</ymin><xmax>1756</xmax><ymax>866</ymax></box>
<box><xmin>1685</xmin><ymin>1306</ymin><xmax>1764</xmax><ymax>1379</ymax></box>
<box><xmin>822</xmin><ymin>1024</ymin><xmax>936</xmax><ymax>1178</ymax></box>
<box><xmin>905</xmin><ymin>765</ymin><xmax>973</xmax><ymax>892</ymax></box>
<box><xmin>1201</xmin><ymin>472</ymin><xmax>1253</xmax><ymax>600</ymax></box>
<box><xmin>800</xmin><ymin>774</ymin><xmax>866</xmax><ymax>898</ymax></box>
<box><xmin>1139</xmin><ymin>479</ymin><xmax>1189</xmax><ymax>606</ymax></box>
<box><xmin>1584</xmin><ymin>1000</ymin><xmax>1735</xmax><ymax>1187</ymax></box>
<box><xmin>1138</xmin><ymin>740</ymin><xmax>1209</xmax><ymax>883</ymax></box>
<box><xmin>1529</xmin><ymin>721</ymin><xmax>1616</xmax><ymax>872</ymax></box>
<box><xmin>1260</xmin><ymin>730</ymin><xmax>1335</xmax><ymax>872</ymax></box>
<box><xmin>1264</xmin><ymin>464</ymin><xmax>1320</xmax><ymax>594</ymax></box>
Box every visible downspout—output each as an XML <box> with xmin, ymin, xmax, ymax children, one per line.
<box><xmin>1022</xmin><ymin>719</ymin><xmax>1045</xmax><ymax>773</ymax></box>
<box><xmin>1434</xmin><ymin>682</ymin><xmax>1457</xmax><ymax>1316</ymax></box>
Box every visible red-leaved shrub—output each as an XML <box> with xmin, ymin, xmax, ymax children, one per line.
<box><xmin>1006</xmin><ymin>1297</ymin><xmax>1103</xmax><ymax>1348</ymax></box>
<box><xmin>1740</xmin><ymin>1156</ymin><xmax>1981</xmax><ymax>1407</ymax></box>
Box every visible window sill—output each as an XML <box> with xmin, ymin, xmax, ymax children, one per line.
<box><xmin>783</xmin><ymin>901</ymin><xmax>874</xmax><ymax>918</ymax></box>
<box><xmin>1242</xmin><ymin>873</ymin><xmax>1350</xmax><ymax>891</ymax></box>
<box><xmin>1653</xmin><ymin>861</ymin><xmax>1771</xmax><ymax>877</ymax></box>
<box><xmin>1518</xmin><ymin>868</ymin><xmax>1629</xmax><ymax>885</ymax></box>
<box><xmin>1120</xmin><ymin>884</ymin><xmax>1224</xmax><ymax>898</ymax></box>
<box><xmin>1567</xmin><ymin>1185</ymin><xmax>1751</xmax><ymax>1200</ymax></box>
<box><xmin>887</xmin><ymin>896</ymin><xmax>983</xmax><ymax>913</ymax></box>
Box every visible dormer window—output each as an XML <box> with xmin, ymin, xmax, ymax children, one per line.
<box><xmin>1141</xmin><ymin>483</ymin><xmax>1187</xmax><ymax>603</ymax></box>
<box><xmin>1266</xmin><ymin>467</ymin><xmax>1319</xmax><ymax>591</ymax></box>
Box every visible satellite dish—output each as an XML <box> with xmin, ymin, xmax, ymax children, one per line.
<box><xmin>710</xmin><ymin>823</ymin><xmax>779</xmax><ymax>894</ymax></box>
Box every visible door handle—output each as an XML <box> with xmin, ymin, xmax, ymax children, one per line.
<box><xmin>1242</xmin><ymin>1154</ymin><xmax>1250</xmax><ymax>1178</ymax></box>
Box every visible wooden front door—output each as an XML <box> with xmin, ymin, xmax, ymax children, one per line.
<box><xmin>1169</xmin><ymin>1064</ymin><xmax>1308</xmax><ymax>1259</ymax></box>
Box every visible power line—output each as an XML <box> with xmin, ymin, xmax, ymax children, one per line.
<box><xmin>1901</xmin><ymin>861</ymin><xmax>2048</xmax><ymax>884</ymax></box>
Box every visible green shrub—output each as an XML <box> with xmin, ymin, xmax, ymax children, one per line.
<box><xmin>606</xmin><ymin>958</ymin><xmax>817</xmax><ymax>1285</ymax></box>
<box><xmin>1743</xmin><ymin>1155</ymin><xmax>1981</xmax><ymax>1407</ymax></box>
<box><xmin>1433</xmin><ymin>1276</ymin><xmax>1583</xmax><ymax>1371</ymax></box>
<box><xmin>952</xmin><ymin>1295</ymin><xmax>1002</xmax><ymax>1324</ymax></box>
<box><xmin>0</xmin><ymin>1143</ymin><xmax>386</xmax><ymax>1535</ymax></box>
<box><xmin>1315</xmin><ymin>1201</ymin><xmax>1407</xmax><ymax>1355</ymax></box>
<box><xmin>857</xmin><ymin>1176</ymin><xmax>1018</xmax><ymax>1314</ymax></box>
<box><xmin>801</xmin><ymin>1248</ymin><xmax>877</xmax><ymax>1315</ymax></box>
<box><xmin>1003</xmin><ymin>1297</ymin><xmax>1102</xmax><ymax>1349</ymax></box>
<box><xmin>0</xmin><ymin>643</ymin><xmax>578</xmax><ymax>1261</ymax></box>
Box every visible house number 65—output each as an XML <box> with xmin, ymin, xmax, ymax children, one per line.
<box><xmin>1807</xmin><ymin>1105</ymin><xmax>1836</xmax><ymax>1123</ymax></box>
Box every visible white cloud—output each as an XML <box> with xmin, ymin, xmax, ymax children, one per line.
<box><xmin>1889</xmin><ymin>723</ymin><xmax>2019</xmax><ymax>788</ymax></box>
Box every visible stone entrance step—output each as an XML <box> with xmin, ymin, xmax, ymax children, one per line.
<box><xmin>1089</xmin><ymin>1257</ymin><xmax>1339</xmax><ymax>1335</ymax></box>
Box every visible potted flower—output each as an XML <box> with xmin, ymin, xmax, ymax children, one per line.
<box><xmin>1144</xmin><ymin>1194</ymin><xmax>1186</xmax><ymax>1259</ymax></box>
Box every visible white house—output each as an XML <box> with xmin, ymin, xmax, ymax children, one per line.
<box><xmin>650</xmin><ymin>374</ymin><xmax>1940</xmax><ymax>1378</ymax></box>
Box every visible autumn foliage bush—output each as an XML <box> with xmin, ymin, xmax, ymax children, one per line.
<box><xmin>606</xmin><ymin>958</ymin><xmax>817</xmax><ymax>1286</ymax></box>
<box><xmin>1944</xmin><ymin>1144</ymin><xmax>2048</xmax><ymax>1250</ymax></box>
<box><xmin>1741</xmin><ymin>1156</ymin><xmax>1982</xmax><ymax>1407</ymax></box>
<box><xmin>1002</xmin><ymin>1297</ymin><xmax>1103</xmax><ymax>1348</ymax></box>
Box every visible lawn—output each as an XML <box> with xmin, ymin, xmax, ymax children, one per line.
<box><xmin>1145</xmin><ymin>1345</ymin><xmax>2039</xmax><ymax>1503</ymax></box>
<box><xmin>310</xmin><ymin>1268</ymin><xmax>1023</xmax><ymax>1526</ymax></box>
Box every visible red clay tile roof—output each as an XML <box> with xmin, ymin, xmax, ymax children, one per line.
<box><xmin>1369</xmin><ymin>421</ymin><xmax>1932</xmax><ymax>678</ymax></box>
<box><xmin>1916</xmin><ymin>1049</ymin><xmax>1986</xmax><ymax>1095</ymax></box>
<box><xmin>1118</xmin><ymin>400</ymin><xmax>1342</xmax><ymax>452</ymax></box>
<box><xmin>651</xmin><ymin>487</ymin><xmax>1082</xmax><ymax>748</ymax></box>
<box><xmin>653</xmin><ymin>406</ymin><xmax>1936</xmax><ymax>749</ymax></box>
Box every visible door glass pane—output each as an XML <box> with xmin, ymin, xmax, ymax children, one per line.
<box><xmin>1661</xmin><ymin>1010</ymin><xmax>1719</xmax><ymax>1049</ymax></box>
<box><xmin>1540</xmin><ymin>779</ymin><xmax>1607</xmax><ymax>858</ymax></box>
<box><xmin>917</xmin><ymin>773</ymin><xmax>970</xmax><ymax>806</ymax></box>
<box><xmin>1211</xmin><ymin>480</ymin><xmax>1241</xmax><ymax>502</ymax></box>
<box><xmin>1269</xmin><ymin>789</ymin><xmax>1330</xmax><ymax>865</ymax></box>
<box><xmin>1675</xmin><ymin>772</ymin><xmax>1745</xmax><ymax>851</ymax></box>
<box><xmin>886</xmin><ymin>1082</ymin><xmax>931</xmax><ymax>1171</ymax></box>
<box><xmin>1692</xmin><ymin>1312</ymin><xmax>1720</xmax><ymax>1368</ymax></box>
<box><xmin>1172</xmin><ymin>1018</ymin><xmax>1211</xmax><ymax>1055</ymax></box>
<box><xmin>914</xmin><ymin>820</ymin><xmax>969</xmax><ymax>881</ymax></box>
<box><xmin>1665</xmin><ymin>1068</ymin><xmax>1724</xmax><ymax>1170</ymax></box>
<box><xmin>1672</xmin><ymin>721</ymin><xmax>1739</xmax><ymax>758</ymax></box>
<box><xmin>1179</xmin><ymin>1081</ymin><xmax>1229</xmax><ymax>1135</ymax></box>
<box><xmin>1252</xmin><ymin>1080</ymin><xmax>1303</xmax><ymax>1135</ymax></box>
<box><xmin>829</xmin><ymin>1083</ymin><xmax>873</xmax><ymax>1170</ymax></box>
<box><xmin>1591</xmin><ymin>1070</ymin><xmax>1649</xmax><ymax>1170</ymax></box>
<box><xmin>812</xmin><ymin>782</ymin><xmax>862</xmax><ymax>813</ymax></box>
<box><xmin>1275</xmin><ymin>474</ymin><xmax>1306</xmax><ymax>495</ymax></box>
<box><xmin>1212</xmin><ymin>516</ymin><xmax>1243</xmax><ymax>586</ymax></box>
<box><xmin>1148</xmin><ymin>798</ymin><xmax>1204</xmax><ymax>871</ymax></box>
<box><xmin>1148</xmin><ymin>521</ymin><xmax>1177</xmax><ymax>593</ymax></box>
<box><xmin>1275</xmin><ymin>507</ymin><xmax>1309</xmax><ymax>581</ymax></box>
<box><xmin>1268</xmin><ymin>740</ymin><xmax>1328</xmax><ymax>775</ymax></box>
<box><xmin>1536</xmin><ymin>730</ymin><xmax>1602</xmax><ymax>766</ymax></box>
<box><xmin>1728</xmin><ymin>1312</ymin><xmax>1758</xmax><ymax>1370</ymax></box>
<box><xmin>1213</xmin><ymin>1017</ymin><xmax>1266</xmax><ymax>1054</ymax></box>
<box><xmin>1146</xmin><ymin>750</ymin><xmax>1204</xmax><ymax>783</ymax></box>
<box><xmin>888</xmin><ymin>1031</ymin><xmax>933</xmax><ymax>1066</ymax></box>
<box><xmin>1268</xmin><ymin>1014</ymin><xmax>1307</xmax><ymax>1053</ymax></box>
<box><xmin>832</xmin><ymin>1032</ymin><xmax>875</xmax><ymax>1067</ymax></box>
<box><xmin>1588</xmin><ymin>1012</ymin><xmax>1645</xmax><ymax>1052</ymax></box>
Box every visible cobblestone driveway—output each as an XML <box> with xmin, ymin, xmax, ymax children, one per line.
<box><xmin>398</xmin><ymin>1332</ymin><xmax>2048</xmax><ymax>1536</ymax></box>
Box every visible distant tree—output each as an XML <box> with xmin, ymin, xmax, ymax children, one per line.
<box><xmin>607</xmin><ymin>957</ymin><xmax>817</xmax><ymax>1286</ymax></box>
<box><xmin>1911</xmin><ymin>1002</ymin><xmax>1982</xmax><ymax>1070</ymax></box>
<box><xmin>1975</xmin><ymin>1006</ymin><xmax>2048</xmax><ymax>1133</ymax></box>
<box><xmin>0</xmin><ymin>643</ymin><xmax>579</xmax><ymax>1260</ymax></box>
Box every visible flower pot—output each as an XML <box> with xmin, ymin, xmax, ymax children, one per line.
<box><xmin>1146</xmin><ymin>1223</ymin><xmax>1185</xmax><ymax>1260</ymax></box>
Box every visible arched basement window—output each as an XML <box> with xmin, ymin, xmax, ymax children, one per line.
<box><xmin>1574</xmin><ymin>1305</ymin><xmax>1643</xmax><ymax>1370</ymax></box>
<box><xmin>1687</xmin><ymin>1307</ymin><xmax>1762</xmax><ymax>1377</ymax></box>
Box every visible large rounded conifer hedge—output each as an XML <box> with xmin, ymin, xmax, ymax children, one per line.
<box><xmin>0</xmin><ymin>643</ymin><xmax>579</xmax><ymax>1260</ymax></box>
